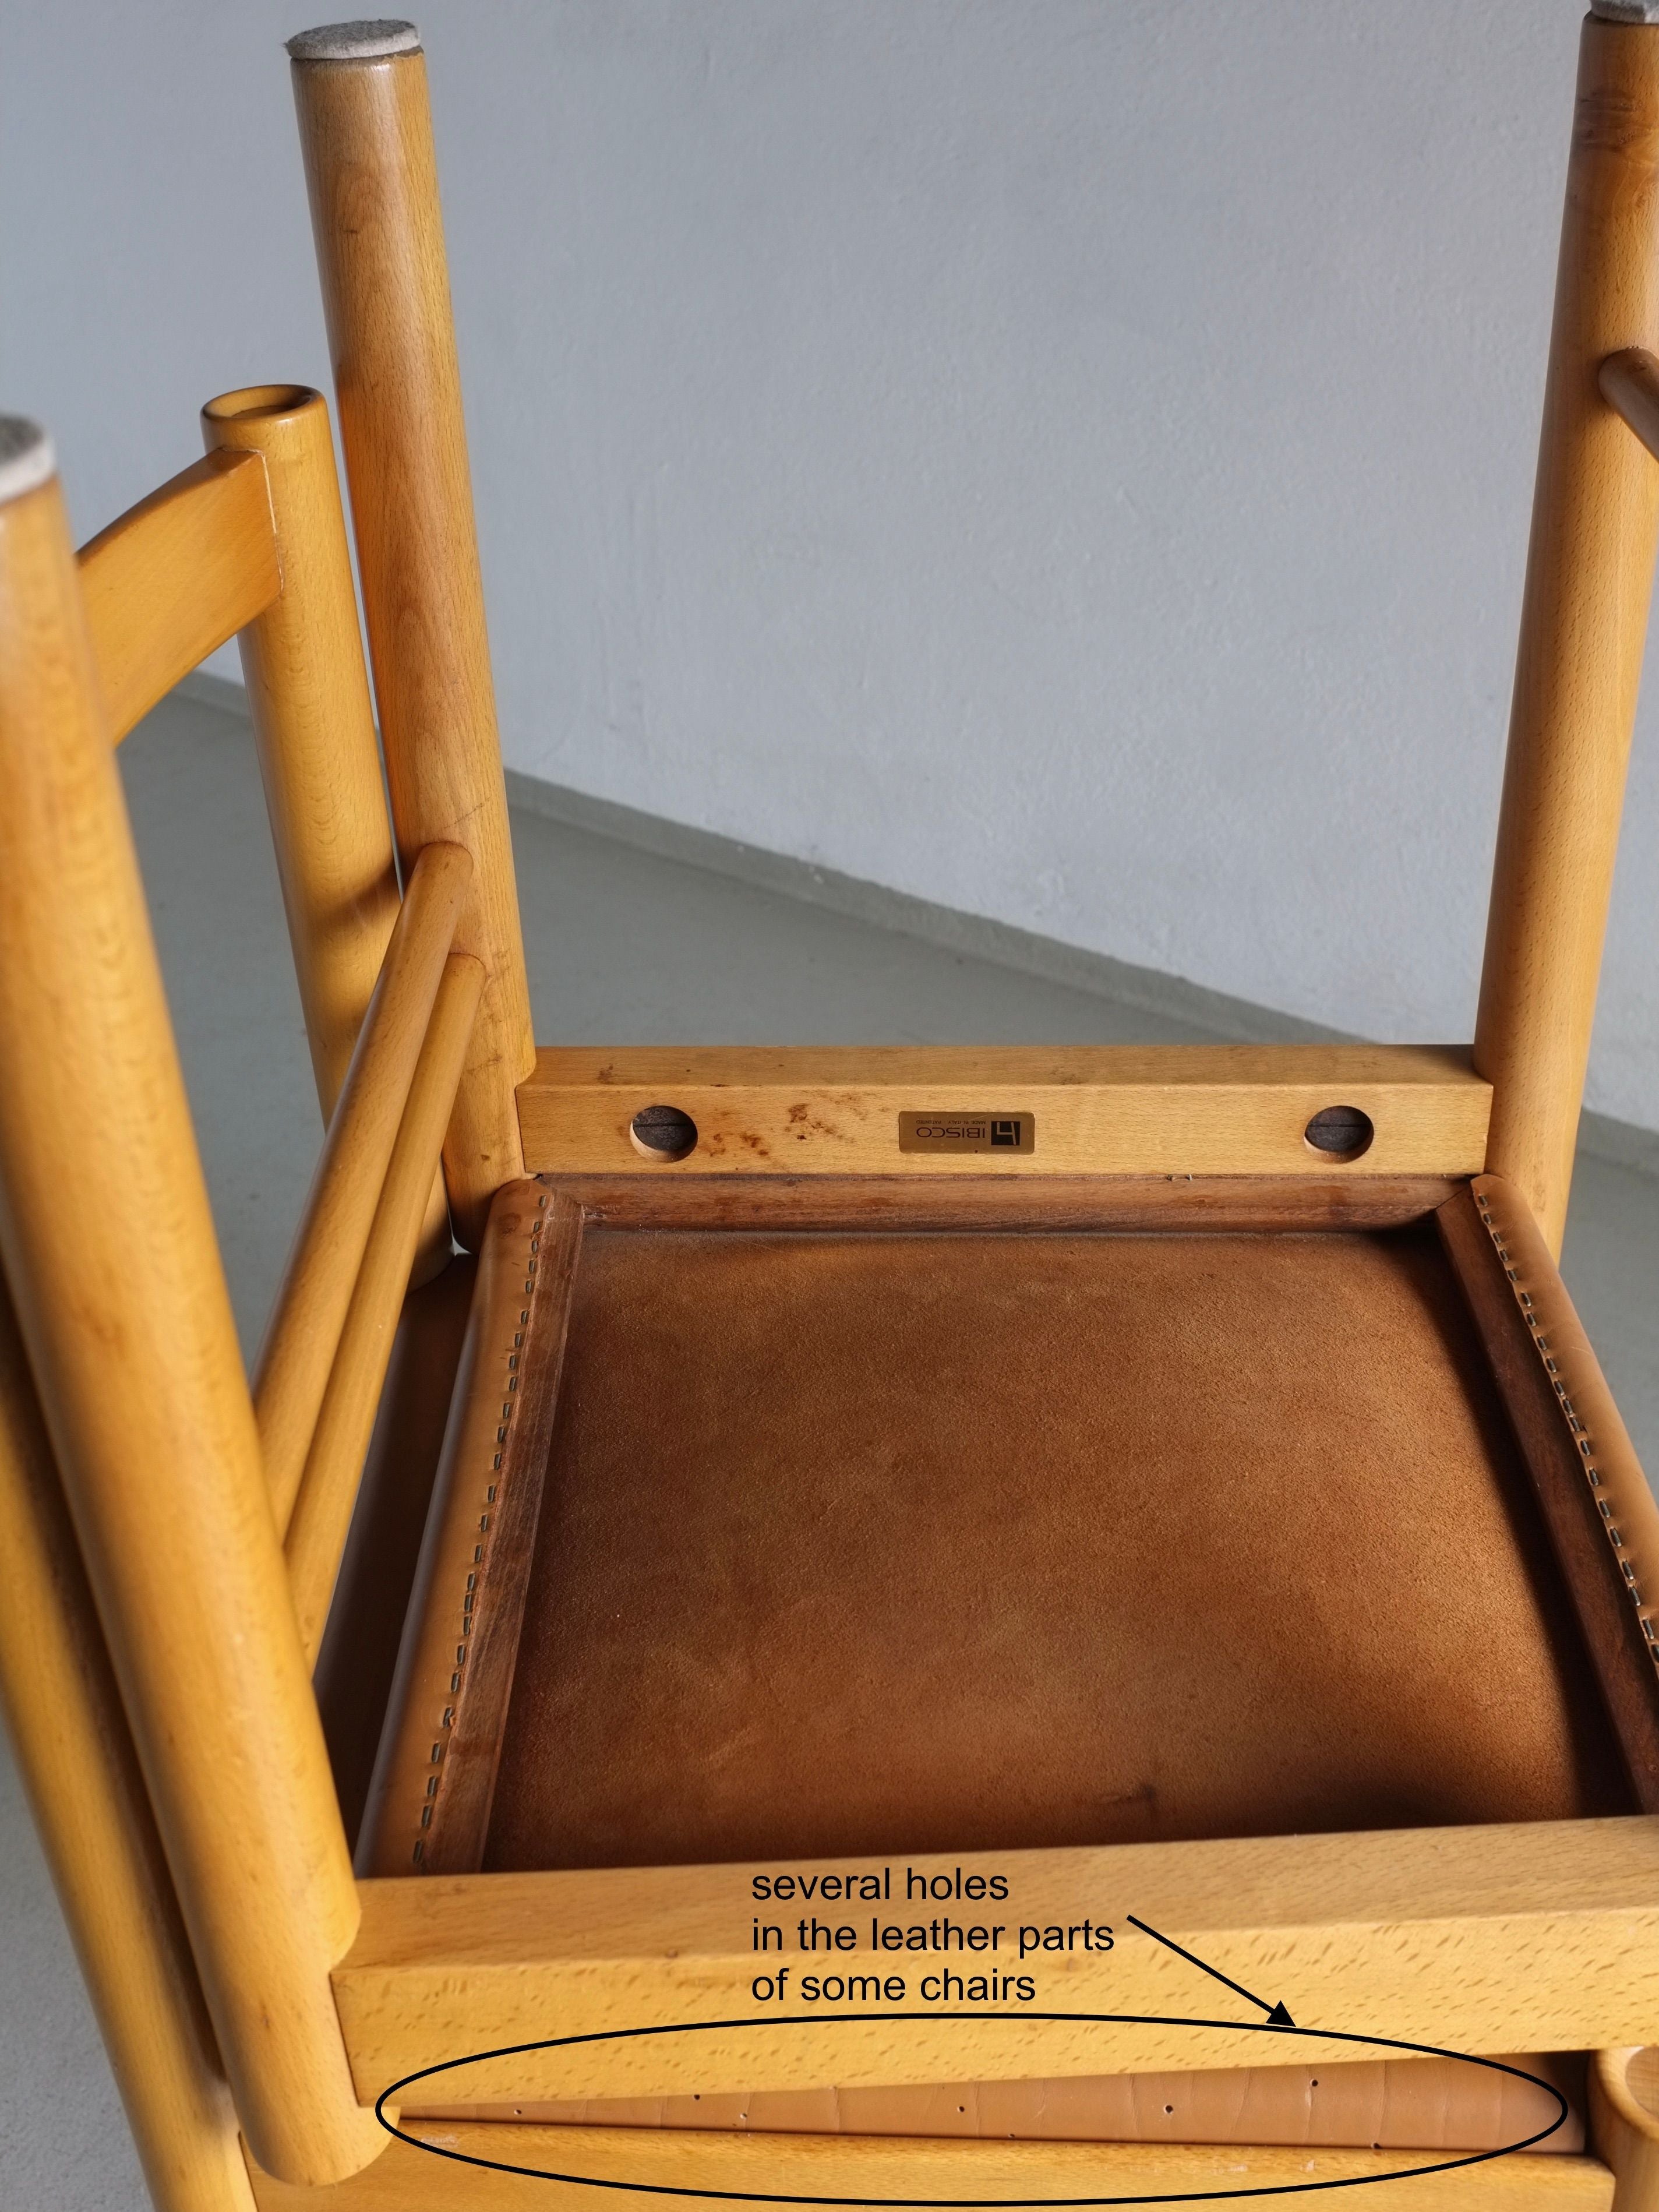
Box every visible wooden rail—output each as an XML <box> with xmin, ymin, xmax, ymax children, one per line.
<box><xmin>256</xmin><ymin>841</ymin><xmax>474</xmax><ymax>1530</ymax></box>
<box><xmin>243</xmin><ymin>2130</ymin><xmax>1611</xmax><ymax>2211</ymax></box>
<box><xmin>334</xmin><ymin>1819</ymin><xmax>1659</xmax><ymax>2107</ymax></box>
<box><xmin>516</xmin><ymin>1043</ymin><xmax>1492</xmax><ymax>1179</ymax></box>
<box><xmin>76</xmin><ymin>449</ymin><xmax>280</xmax><ymax>741</ymax></box>
<box><xmin>287</xmin><ymin>948</ymin><xmax>486</xmax><ymax>1666</ymax></box>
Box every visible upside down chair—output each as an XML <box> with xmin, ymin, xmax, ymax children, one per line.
<box><xmin>7</xmin><ymin>9</ymin><xmax>1659</xmax><ymax>2210</ymax></box>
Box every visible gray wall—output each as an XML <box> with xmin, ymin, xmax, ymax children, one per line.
<box><xmin>9</xmin><ymin>2</ymin><xmax>1659</xmax><ymax>1124</ymax></box>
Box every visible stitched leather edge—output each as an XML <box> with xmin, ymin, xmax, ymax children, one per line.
<box><xmin>410</xmin><ymin>1187</ymin><xmax>550</xmax><ymax>1868</ymax></box>
<box><xmin>357</xmin><ymin>1181</ymin><xmax>560</xmax><ymax>1875</ymax></box>
<box><xmin>1471</xmin><ymin>1173</ymin><xmax>1659</xmax><ymax>1676</ymax></box>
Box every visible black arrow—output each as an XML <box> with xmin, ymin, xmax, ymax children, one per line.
<box><xmin>1126</xmin><ymin>1913</ymin><xmax>1296</xmax><ymax>2027</ymax></box>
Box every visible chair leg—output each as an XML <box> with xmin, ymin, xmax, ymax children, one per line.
<box><xmin>0</xmin><ymin>1285</ymin><xmax>256</xmax><ymax>2212</ymax></box>
<box><xmin>1475</xmin><ymin>11</ymin><xmax>1659</xmax><ymax>1254</ymax></box>
<box><xmin>1593</xmin><ymin>2051</ymin><xmax>1659</xmax><ymax>2210</ymax></box>
<box><xmin>200</xmin><ymin>386</ymin><xmax>400</xmax><ymax>1126</ymax></box>
<box><xmin>289</xmin><ymin>26</ymin><xmax>535</xmax><ymax>1246</ymax></box>
<box><xmin>0</xmin><ymin>431</ymin><xmax>383</xmax><ymax>2186</ymax></box>
<box><xmin>200</xmin><ymin>383</ymin><xmax>451</xmax><ymax>1280</ymax></box>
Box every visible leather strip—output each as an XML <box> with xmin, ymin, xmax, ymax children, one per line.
<box><xmin>1439</xmin><ymin>1174</ymin><xmax>1659</xmax><ymax>1805</ymax></box>
<box><xmin>410</xmin><ymin>2049</ymin><xmax>1586</xmax><ymax>2153</ymax></box>
<box><xmin>542</xmin><ymin>1173</ymin><xmax>1460</xmax><ymax>1236</ymax></box>
<box><xmin>356</xmin><ymin>1182</ymin><xmax>580</xmax><ymax>1875</ymax></box>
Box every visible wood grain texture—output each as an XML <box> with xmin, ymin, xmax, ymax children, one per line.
<box><xmin>1439</xmin><ymin>1177</ymin><xmax>1659</xmax><ymax>1808</ymax></box>
<box><xmin>1591</xmin><ymin>2049</ymin><xmax>1659</xmax><ymax>2210</ymax></box>
<box><xmin>288</xmin><ymin>950</ymin><xmax>486</xmax><ymax>1666</ymax></box>
<box><xmin>1476</xmin><ymin>16</ymin><xmax>1659</xmax><ymax>1254</ymax></box>
<box><xmin>337</xmin><ymin>1819</ymin><xmax>1659</xmax><ymax>2104</ymax></box>
<box><xmin>517</xmin><ymin>1044</ymin><xmax>1491</xmax><ymax>1179</ymax></box>
<box><xmin>76</xmin><ymin>446</ymin><xmax>279</xmax><ymax>742</ymax></box>
<box><xmin>0</xmin><ymin>1285</ymin><xmax>257</xmax><ymax>2212</ymax></box>
<box><xmin>291</xmin><ymin>46</ymin><xmax>534</xmax><ymax>1241</ymax></box>
<box><xmin>0</xmin><ymin>465</ymin><xmax>383</xmax><ymax>2185</ymax></box>
<box><xmin>358</xmin><ymin>1184</ymin><xmax>581</xmax><ymax>1878</ymax></box>
<box><xmin>245</xmin><ymin>2123</ymin><xmax>1613</xmax><ymax>2210</ymax></box>
<box><xmin>200</xmin><ymin>386</ymin><xmax>404</xmax><ymax>1127</ymax></box>
<box><xmin>256</xmin><ymin>841</ymin><xmax>472</xmax><ymax>1532</ymax></box>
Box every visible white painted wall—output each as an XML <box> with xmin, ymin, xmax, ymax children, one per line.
<box><xmin>9</xmin><ymin>2</ymin><xmax>1659</xmax><ymax>1123</ymax></box>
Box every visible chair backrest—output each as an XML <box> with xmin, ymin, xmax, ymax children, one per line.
<box><xmin>2</xmin><ymin>8</ymin><xmax>1659</xmax><ymax>2200</ymax></box>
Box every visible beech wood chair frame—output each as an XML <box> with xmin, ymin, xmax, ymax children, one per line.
<box><xmin>6</xmin><ymin>9</ymin><xmax>1659</xmax><ymax>2210</ymax></box>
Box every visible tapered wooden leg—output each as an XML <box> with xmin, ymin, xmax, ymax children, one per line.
<box><xmin>0</xmin><ymin>1282</ymin><xmax>257</xmax><ymax>2212</ymax></box>
<box><xmin>1474</xmin><ymin>11</ymin><xmax>1659</xmax><ymax>1254</ymax></box>
<box><xmin>288</xmin><ymin>25</ymin><xmax>535</xmax><ymax>1245</ymax></box>
<box><xmin>0</xmin><ymin>423</ymin><xmax>384</xmax><ymax>2188</ymax></box>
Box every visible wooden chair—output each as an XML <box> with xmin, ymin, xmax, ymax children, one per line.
<box><xmin>5</xmin><ymin>9</ymin><xmax>1659</xmax><ymax>2208</ymax></box>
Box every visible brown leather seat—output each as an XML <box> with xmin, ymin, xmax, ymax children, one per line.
<box><xmin>358</xmin><ymin>1171</ymin><xmax>1657</xmax><ymax>2158</ymax></box>
<box><xmin>489</xmin><ymin>1215</ymin><xmax>1622</xmax><ymax>1871</ymax></box>
<box><xmin>366</xmin><ymin>1177</ymin><xmax>1638</xmax><ymax>1882</ymax></box>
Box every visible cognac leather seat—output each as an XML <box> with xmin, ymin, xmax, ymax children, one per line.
<box><xmin>366</xmin><ymin>1176</ymin><xmax>1638</xmax><ymax>1883</ymax></box>
<box><xmin>498</xmin><ymin>1215</ymin><xmax>1620</xmax><ymax>1868</ymax></box>
<box><xmin>360</xmin><ymin>1171</ymin><xmax>1647</xmax><ymax>2158</ymax></box>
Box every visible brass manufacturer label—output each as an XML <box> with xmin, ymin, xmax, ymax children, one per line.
<box><xmin>898</xmin><ymin>1111</ymin><xmax>1036</xmax><ymax>1155</ymax></box>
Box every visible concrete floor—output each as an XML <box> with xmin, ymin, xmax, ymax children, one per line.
<box><xmin>5</xmin><ymin>683</ymin><xmax>1658</xmax><ymax>2206</ymax></box>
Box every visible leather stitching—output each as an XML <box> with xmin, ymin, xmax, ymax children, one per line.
<box><xmin>1474</xmin><ymin>1186</ymin><xmax>1659</xmax><ymax>1672</ymax></box>
<box><xmin>410</xmin><ymin>1187</ymin><xmax>550</xmax><ymax>1865</ymax></box>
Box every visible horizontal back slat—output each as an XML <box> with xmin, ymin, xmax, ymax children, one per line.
<box><xmin>76</xmin><ymin>448</ymin><xmax>280</xmax><ymax>740</ymax></box>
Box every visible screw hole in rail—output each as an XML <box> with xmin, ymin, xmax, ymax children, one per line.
<box><xmin>1303</xmin><ymin>1105</ymin><xmax>1374</xmax><ymax>1162</ymax></box>
<box><xmin>630</xmin><ymin>1104</ymin><xmax>699</xmax><ymax>1163</ymax></box>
